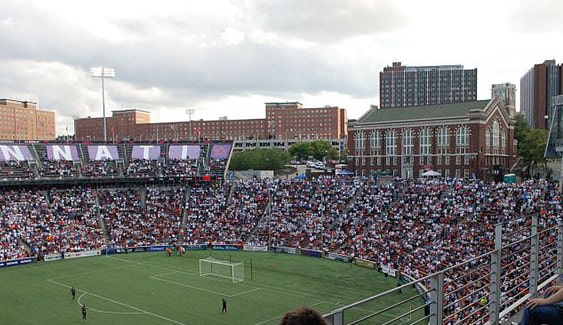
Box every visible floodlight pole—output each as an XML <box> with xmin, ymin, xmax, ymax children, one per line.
<box><xmin>186</xmin><ymin>108</ymin><xmax>195</xmax><ymax>141</ymax></box>
<box><xmin>91</xmin><ymin>67</ymin><xmax>115</xmax><ymax>142</ymax></box>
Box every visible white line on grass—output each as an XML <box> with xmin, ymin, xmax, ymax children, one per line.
<box><xmin>230</xmin><ymin>287</ymin><xmax>262</xmax><ymax>297</ymax></box>
<box><xmin>108</xmin><ymin>256</ymin><xmax>193</xmax><ymax>274</ymax></box>
<box><xmin>109</xmin><ymin>255</ymin><xmax>394</xmax><ymax>322</ymax></box>
<box><xmin>77</xmin><ymin>292</ymin><xmax>144</xmax><ymax>315</ymax></box>
<box><xmin>47</xmin><ymin>279</ymin><xmax>188</xmax><ymax>325</ymax></box>
<box><xmin>46</xmin><ymin>264</ymin><xmax>132</xmax><ymax>281</ymax></box>
<box><xmin>151</xmin><ymin>270</ymin><xmax>180</xmax><ymax>278</ymax></box>
<box><xmin>112</xmin><ymin>255</ymin><xmax>263</xmax><ymax>297</ymax></box>
<box><xmin>150</xmin><ymin>274</ymin><xmax>259</xmax><ymax>298</ymax></box>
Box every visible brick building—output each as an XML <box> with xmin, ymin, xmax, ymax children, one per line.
<box><xmin>75</xmin><ymin>109</ymin><xmax>150</xmax><ymax>142</ymax></box>
<box><xmin>348</xmin><ymin>98</ymin><xmax>516</xmax><ymax>181</ymax></box>
<box><xmin>520</xmin><ymin>59</ymin><xmax>563</xmax><ymax>129</ymax></box>
<box><xmin>0</xmin><ymin>99</ymin><xmax>56</xmax><ymax>140</ymax></box>
<box><xmin>74</xmin><ymin>101</ymin><xmax>347</xmax><ymax>151</ymax></box>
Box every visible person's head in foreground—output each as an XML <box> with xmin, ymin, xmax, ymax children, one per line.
<box><xmin>279</xmin><ymin>307</ymin><xmax>327</xmax><ymax>325</ymax></box>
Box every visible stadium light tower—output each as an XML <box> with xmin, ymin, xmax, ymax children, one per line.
<box><xmin>91</xmin><ymin>67</ymin><xmax>115</xmax><ymax>142</ymax></box>
<box><xmin>186</xmin><ymin>108</ymin><xmax>195</xmax><ymax>141</ymax></box>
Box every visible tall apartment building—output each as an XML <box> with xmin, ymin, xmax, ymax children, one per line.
<box><xmin>0</xmin><ymin>99</ymin><xmax>56</xmax><ymax>140</ymax></box>
<box><xmin>520</xmin><ymin>60</ymin><xmax>563</xmax><ymax>129</ymax></box>
<box><xmin>379</xmin><ymin>62</ymin><xmax>478</xmax><ymax>108</ymax></box>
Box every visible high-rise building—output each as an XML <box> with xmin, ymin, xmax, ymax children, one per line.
<box><xmin>0</xmin><ymin>99</ymin><xmax>56</xmax><ymax>140</ymax></box>
<box><xmin>379</xmin><ymin>62</ymin><xmax>478</xmax><ymax>108</ymax></box>
<box><xmin>491</xmin><ymin>83</ymin><xmax>517</xmax><ymax>117</ymax></box>
<box><xmin>520</xmin><ymin>60</ymin><xmax>563</xmax><ymax>129</ymax></box>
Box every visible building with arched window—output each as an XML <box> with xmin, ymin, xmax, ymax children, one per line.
<box><xmin>348</xmin><ymin>98</ymin><xmax>516</xmax><ymax>181</ymax></box>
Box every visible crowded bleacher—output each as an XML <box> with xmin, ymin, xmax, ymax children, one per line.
<box><xmin>0</xmin><ymin>140</ymin><xmax>561</xmax><ymax>323</ymax></box>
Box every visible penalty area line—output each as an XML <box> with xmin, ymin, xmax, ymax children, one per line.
<box><xmin>47</xmin><ymin>279</ymin><xmax>188</xmax><ymax>324</ymax></box>
<box><xmin>76</xmin><ymin>292</ymin><xmax>144</xmax><ymax>315</ymax></box>
<box><xmin>150</xmin><ymin>275</ymin><xmax>262</xmax><ymax>298</ymax></box>
<box><xmin>230</xmin><ymin>287</ymin><xmax>262</xmax><ymax>297</ymax></box>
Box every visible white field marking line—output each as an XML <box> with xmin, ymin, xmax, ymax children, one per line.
<box><xmin>111</xmin><ymin>256</ymin><xmax>383</xmax><ymax>312</ymax></box>
<box><xmin>109</xmin><ymin>256</ymin><xmax>391</xmax><ymax>321</ymax></box>
<box><xmin>108</xmin><ymin>256</ymin><xmax>197</xmax><ymax>274</ymax></box>
<box><xmin>150</xmin><ymin>275</ymin><xmax>236</xmax><ymax>297</ymax></box>
<box><xmin>151</xmin><ymin>270</ymin><xmax>181</xmax><ymax>278</ymax></box>
<box><xmin>111</xmin><ymin>255</ymin><xmax>260</xmax><ymax>291</ymax></box>
<box><xmin>110</xmin><ymin>256</ymin><xmax>376</xmax><ymax>315</ymax></box>
<box><xmin>46</xmin><ymin>264</ymin><xmax>132</xmax><ymax>281</ymax></box>
<box><xmin>77</xmin><ymin>292</ymin><xmax>144</xmax><ymax>315</ymax></box>
<box><xmin>230</xmin><ymin>287</ymin><xmax>262</xmax><ymax>297</ymax></box>
<box><xmin>47</xmin><ymin>279</ymin><xmax>188</xmax><ymax>325</ymax></box>
<box><xmin>252</xmin><ymin>301</ymin><xmax>328</xmax><ymax>325</ymax></box>
<box><xmin>150</xmin><ymin>272</ymin><xmax>262</xmax><ymax>298</ymax></box>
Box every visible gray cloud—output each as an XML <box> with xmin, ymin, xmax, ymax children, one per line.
<box><xmin>508</xmin><ymin>0</ymin><xmax>563</xmax><ymax>33</ymax></box>
<box><xmin>0</xmin><ymin>0</ymin><xmax>376</xmax><ymax>120</ymax></box>
<box><xmin>1</xmin><ymin>0</ymin><xmax>561</xmax><ymax>135</ymax></box>
<box><xmin>241</xmin><ymin>0</ymin><xmax>407</xmax><ymax>43</ymax></box>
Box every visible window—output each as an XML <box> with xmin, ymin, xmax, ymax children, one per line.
<box><xmin>437</xmin><ymin>127</ymin><xmax>449</xmax><ymax>147</ymax></box>
<box><xmin>385</xmin><ymin>130</ymin><xmax>397</xmax><ymax>156</ymax></box>
<box><xmin>355</xmin><ymin>131</ymin><xmax>366</xmax><ymax>150</ymax></box>
<box><xmin>403</xmin><ymin>129</ymin><xmax>413</xmax><ymax>156</ymax></box>
<box><xmin>370</xmin><ymin>130</ymin><xmax>379</xmax><ymax>151</ymax></box>
<box><xmin>456</xmin><ymin>126</ymin><xmax>469</xmax><ymax>146</ymax></box>
<box><xmin>492</xmin><ymin>121</ymin><xmax>500</xmax><ymax>149</ymax></box>
<box><xmin>420</xmin><ymin>128</ymin><xmax>431</xmax><ymax>155</ymax></box>
<box><xmin>485</xmin><ymin>129</ymin><xmax>490</xmax><ymax>152</ymax></box>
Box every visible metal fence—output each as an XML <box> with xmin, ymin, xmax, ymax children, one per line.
<box><xmin>324</xmin><ymin>215</ymin><xmax>563</xmax><ymax>325</ymax></box>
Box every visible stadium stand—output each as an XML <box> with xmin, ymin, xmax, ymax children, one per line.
<box><xmin>0</xmin><ymin>140</ymin><xmax>561</xmax><ymax>323</ymax></box>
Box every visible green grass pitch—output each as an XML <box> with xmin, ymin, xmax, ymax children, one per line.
<box><xmin>0</xmin><ymin>250</ymin><xmax>422</xmax><ymax>324</ymax></box>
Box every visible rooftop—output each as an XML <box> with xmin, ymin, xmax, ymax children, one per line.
<box><xmin>357</xmin><ymin>100</ymin><xmax>491</xmax><ymax>124</ymax></box>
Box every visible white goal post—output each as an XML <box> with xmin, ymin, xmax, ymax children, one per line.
<box><xmin>199</xmin><ymin>257</ymin><xmax>244</xmax><ymax>283</ymax></box>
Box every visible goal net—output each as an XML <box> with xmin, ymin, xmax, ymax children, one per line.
<box><xmin>199</xmin><ymin>257</ymin><xmax>244</xmax><ymax>283</ymax></box>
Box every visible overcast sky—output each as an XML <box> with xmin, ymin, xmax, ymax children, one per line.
<box><xmin>1</xmin><ymin>0</ymin><xmax>562</xmax><ymax>135</ymax></box>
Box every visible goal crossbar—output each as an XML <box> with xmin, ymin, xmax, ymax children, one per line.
<box><xmin>199</xmin><ymin>257</ymin><xmax>244</xmax><ymax>283</ymax></box>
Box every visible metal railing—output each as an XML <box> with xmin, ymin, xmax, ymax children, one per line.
<box><xmin>324</xmin><ymin>214</ymin><xmax>563</xmax><ymax>324</ymax></box>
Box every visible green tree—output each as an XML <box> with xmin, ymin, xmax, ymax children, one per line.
<box><xmin>514</xmin><ymin>113</ymin><xmax>530</xmax><ymax>144</ymax></box>
<box><xmin>518</xmin><ymin>128</ymin><xmax>548</xmax><ymax>167</ymax></box>
<box><xmin>288</xmin><ymin>142</ymin><xmax>311</xmax><ymax>161</ymax></box>
<box><xmin>514</xmin><ymin>114</ymin><xmax>548</xmax><ymax>177</ymax></box>
<box><xmin>309</xmin><ymin>140</ymin><xmax>333</xmax><ymax>161</ymax></box>
<box><xmin>229</xmin><ymin>148</ymin><xmax>290</xmax><ymax>171</ymax></box>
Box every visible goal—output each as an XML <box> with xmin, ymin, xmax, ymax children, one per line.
<box><xmin>199</xmin><ymin>257</ymin><xmax>244</xmax><ymax>283</ymax></box>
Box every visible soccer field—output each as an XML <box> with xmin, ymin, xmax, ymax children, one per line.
<box><xmin>0</xmin><ymin>251</ymin><xmax>422</xmax><ymax>324</ymax></box>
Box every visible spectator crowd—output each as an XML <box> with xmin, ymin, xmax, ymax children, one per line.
<box><xmin>0</xmin><ymin>175</ymin><xmax>561</xmax><ymax>324</ymax></box>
